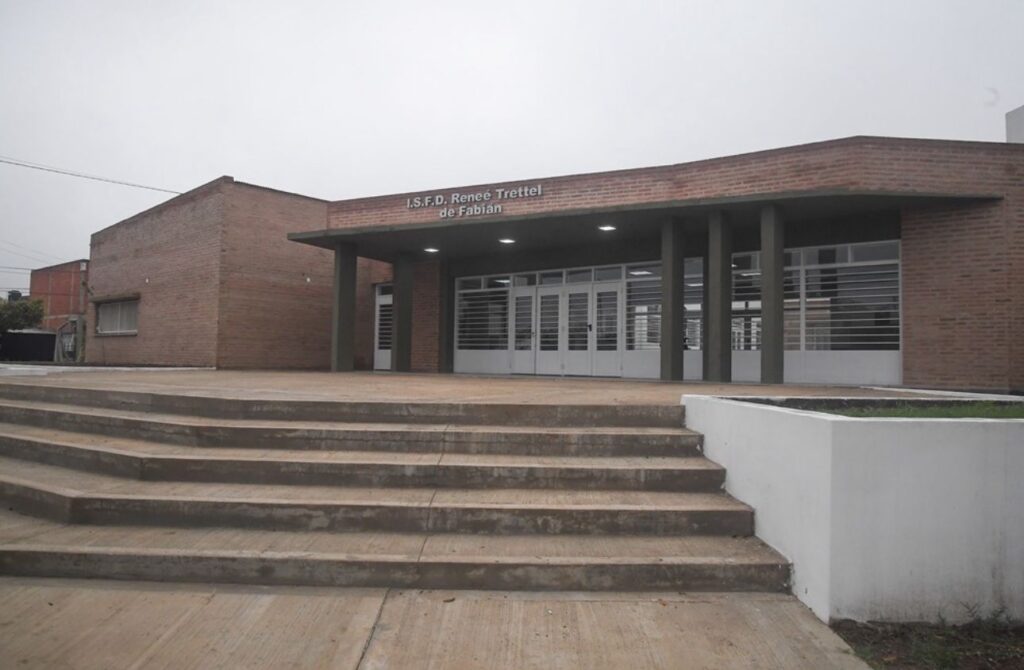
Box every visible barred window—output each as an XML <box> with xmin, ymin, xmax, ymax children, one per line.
<box><xmin>456</xmin><ymin>289</ymin><xmax>509</xmax><ymax>350</ymax></box>
<box><xmin>728</xmin><ymin>241</ymin><xmax>899</xmax><ymax>351</ymax></box>
<box><xmin>376</xmin><ymin>304</ymin><xmax>393</xmax><ymax>351</ymax></box>
<box><xmin>626</xmin><ymin>265</ymin><xmax>661</xmax><ymax>351</ymax></box>
<box><xmin>96</xmin><ymin>299</ymin><xmax>138</xmax><ymax>335</ymax></box>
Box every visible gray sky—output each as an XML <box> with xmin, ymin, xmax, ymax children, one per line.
<box><xmin>1</xmin><ymin>0</ymin><xmax>1022</xmax><ymax>297</ymax></box>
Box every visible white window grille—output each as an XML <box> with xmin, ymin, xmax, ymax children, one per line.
<box><xmin>456</xmin><ymin>285</ymin><xmax>509</xmax><ymax>350</ymax></box>
<box><xmin>727</xmin><ymin>240</ymin><xmax>900</xmax><ymax>351</ymax></box>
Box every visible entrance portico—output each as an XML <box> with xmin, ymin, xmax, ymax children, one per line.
<box><xmin>287</xmin><ymin>137</ymin><xmax>1013</xmax><ymax>388</ymax></box>
<box><xmin>292</xmin><ymin>191</ymin><xmax>980</xmax><ymax>385</ymax></box>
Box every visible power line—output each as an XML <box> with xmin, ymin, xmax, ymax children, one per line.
<box><xmin>0</xmin><ymin>239</ymin><xmax>64</xmax><ymax>261</ymax></box>
<box><xmin>0</xmin><ymin>245</ymin><xmax>59</xmax><ymax>264</ymax></box>
<box><xmin>0</xmin><ymin>265</ymin><xmax>85</xmax><ymax>273</ymax></box>
<box><xmin>0</xmin><ymin>155</ymin><xmax>181</xmax><ymax>195</ymax></box>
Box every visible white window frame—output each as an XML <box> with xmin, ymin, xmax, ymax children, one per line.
<box><xmin>96</xmin><ymin>299</ymin><xmax>139</xmax><ymax>335</ymax></box>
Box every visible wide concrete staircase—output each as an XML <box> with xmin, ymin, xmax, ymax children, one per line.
<box><xmin>0</xmin><ymin>382</ymin><xmax>789</xmax><ymax>592</ymax></box>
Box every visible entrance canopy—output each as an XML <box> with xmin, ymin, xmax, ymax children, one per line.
<box><xmin>288</xmin><ymin>190</ymin><xmax>992</xmax><ymax>263</ymax></box>
<box><xmin>289</xmin><ymin>182</ymin><xmax>996</xmax><ymax>383</ymax></box>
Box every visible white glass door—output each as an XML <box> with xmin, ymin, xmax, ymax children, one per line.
<box><xmin>535</xmin><ymin>285</ymin><xmax>562</xmax><ymax>375</ymax></box>
<box><xmin>563</xmin><ymin>287</ymin><xmax>592</xmax><ymax>375</ymax></box>
<box><xmin>592</xmin><ymin>282</ymin><xmax>623</xmax><ymax>376</ymax></box>
<box><xmin>373</xmin><ymin>285</ymin><xmax>392</xmax><ymax>370</ymax></box>
<box><xmin>511</xmin><ymin>287</ymin><xmax>536</xmax><ymax>374</ymax></box>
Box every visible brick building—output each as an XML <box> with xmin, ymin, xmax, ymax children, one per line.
<box><xmin>29</xmin><ymin>259</ymin><xmax>88</xmax><ymax>332</ymax></box>
<box><xmin>85</xmin><ymin>177</ymin><xmax>391</xmax><ymax>369</ymax></box>
<box><xmin>87</xmin><ymin>136</ymin><xmax>1024</xmax><ymax>392</ymax></box>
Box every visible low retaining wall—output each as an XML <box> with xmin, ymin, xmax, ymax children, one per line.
<box><xmin>685</xmin><ymin>395</ymin><xmax>1024</xmax><ymax>623</ymax></box>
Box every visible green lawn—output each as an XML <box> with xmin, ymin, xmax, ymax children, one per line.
<box><xmin>832</xmin><ymin>402</ymin><xmax>1024</xmax><ymax>419</ymax></box>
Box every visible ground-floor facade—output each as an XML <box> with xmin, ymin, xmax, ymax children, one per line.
<box><xmin>81</xmin><ymin>136</ymin><xmax>1024</xmax><ymax>392</ymax></box>
<box><xmin>292</xmin><ymin>136</ymin><xmax>1024</xmax><ymax>392</ymax></box>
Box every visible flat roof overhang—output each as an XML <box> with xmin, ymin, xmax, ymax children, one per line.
<box><xmin>288</xmin><ymin>189</ymin><xmax>999</xmax><ymax>263</ymax></box>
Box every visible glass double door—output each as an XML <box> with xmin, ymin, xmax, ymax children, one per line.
<box><xmin>511</xmin><ymin>281</ymin><xmax>622</xmax><ymax>376</ymax></box>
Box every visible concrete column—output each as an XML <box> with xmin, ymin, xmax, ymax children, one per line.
<box><xmin>660</xmin><ymin>219</ymin><xmax>685</xmax><ymax>381</ymax></box>
<box><xmin>706</xmin><ymin>211</ymin><xmax>732</xmax><ymax>382</ymax></box>
<box><xmin>760</xmin><ymin>204</ymin><xmax>785</xmax><ymax>383</ymax></box>
<box><xmin>391</xmin><ymin>254</ymin><xmax>414</xmax><ymax>372</ymax></box>
<box><xmin>330</xmin><ymin>243</ymin><xmax>358</xmax><ymax>372</ymax></box>
<box><xmin>438</xmin><ymin>262</ymin><xmax>455</xmax><ymax>373</ymax></box>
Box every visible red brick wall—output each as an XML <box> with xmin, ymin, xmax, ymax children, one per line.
<box><xmin>411</xmin><ymin>261</ymin><xmax>442</xmax><ymax>372</ymax></box>
<box><xmin>29</xmin><ymin>260</ymin><xmax>87</xmax><ymax>331</ymax></box>
<box><xmin>85</xmin><ymin>179</ymin><xmax>226</xmax><ymax>366</ymax></box>
<box><xmin>886</xmin><ymin>142</ymin><xmax>1023</xmax><ymax>393</ymax></box>
<box><xmin>324</xmin><ymin>137</ymin><xmax>1015</xmax><ymax>231</ymax></box>
<box><xmin>901</xmin><ymin>202</ymin><xmax>1013</xmax><ymax>391</ymax></box>
<box><xmin>216</xmin><ymin>183</ymin><xmax>332</xmax><ymax>369</ymax></box>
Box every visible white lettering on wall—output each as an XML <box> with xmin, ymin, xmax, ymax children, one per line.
<box><xmin>407</xmin><ymin>184</ymin><xmax>544</xmax><ymax>219</ymax></box>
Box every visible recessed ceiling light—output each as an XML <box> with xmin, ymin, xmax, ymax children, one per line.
<box><xmin>598</xmin><ymin>225</ymin><xmax>616</xmax><ymax>231</ymax></box>
<box><xmin>498</xmin><ymin>238</ymin><xmax>515</xmax><ymax>244</ymax></box>
<box><xmin>495</xmin><ymin>279</ymin><xmax>511</xmax><ymax>284</ymax></box>
<box><xmin>629</xmin><ymin>270</ymin><xmax>653</xmax><ymax>276</ymax></box>
<box><xmin>424</xmin><ymin>247</ymin><xmax>439</xmax><ymax>253</ymax></box>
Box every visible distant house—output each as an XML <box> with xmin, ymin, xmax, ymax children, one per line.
<box><xmin>29</xmin><ymin>259</ymin><xmax>88</xmax><ymax>332</ymax></box>
<box><xmin>28</xmin><ymin>259</ymin><xmax>88</xmax><ymax>362</ymax></box>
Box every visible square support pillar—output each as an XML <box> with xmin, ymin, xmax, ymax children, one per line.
<box><xmin>439</xmin><ymin>262</ymin><xmax>455</xmax><ymax>373</ymax></box>
<box><xmin>760</xmin><ymin>204</ymin><xmax>785</xmax><ymax>384</ymax></box>
<box><xmin>330</xmin><ymin>243</ymin><xmax>358</xmax><ymax>372</ymax></box>
<box><xmin>706</xmin><ymin>211</ymin><xmax>733</xmax><ymax>382</ymax></box>
<box><xmin>660</xmin><ymin>219</ymin><xmax>685</xmax><ymax>381</ymax></box>
<box><xmin>391</xmin><ymin>254</ymin><xmax>414</xmax><ymax>372</ymax></box>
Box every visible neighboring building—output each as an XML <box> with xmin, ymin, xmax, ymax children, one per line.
<box><xmin>84</xmin><ymin>177</ymin><xmax>386</xmax><ymax>368</ymax></box>
<box><xmin>29</xmin><ymin>259</ymin><xmax>88</xmax><ymax>331</ymax></box>
<box><xmin>1008</xmin><ymin>104</ymin><xmax>1024</xmax><ymax>143</ymax></box>
<box><xmin>86</xmin><ymin>136</ymin><xmax>1024</xmax><ymax>392</ymax></box>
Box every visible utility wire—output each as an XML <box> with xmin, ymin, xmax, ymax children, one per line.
<box><xmin>0</xmin><ymin>245</ymin><xmax>60</xmax><ymax>264</ymax></box>
<box><xmin>0</xmin><ymin>155</ymin><xmax>182</xmax><ymax>195</ymax></box>
<box><xmin>0</xmin><ymin>239</ymin><xmax>64</xmax><ymax>261</ymax></box>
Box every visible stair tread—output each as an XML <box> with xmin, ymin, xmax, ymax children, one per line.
<box><xmin>0</xmin><ymin>456</ymin><xmax>743</xmax><ymax>510</ymax></box>
<box><xmin>0</xmin><ymin>400</ymin><xmax>694</xmax><ymax>437</ymax></box>
<box><xmin>0</xmin><ymin>509</ymin><xmax>782</xmax><ymax>565</ymax></box>
<box><xmin>0</xmin><ymin>423</ymin><xmax>713</xmax><ymax>470</ymax></box>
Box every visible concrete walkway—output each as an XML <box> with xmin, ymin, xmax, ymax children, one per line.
<box><xmin>0</xmin><ymin>578</ymin><xmax>867</xmax><ymax>669</ymax></box>
<box><xmin>0</xmin><ymin>368</ymin><xmax>925</xmax><ymax>405</ymax></box>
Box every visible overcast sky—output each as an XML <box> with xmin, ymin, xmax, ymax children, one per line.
<box><xmin>1</xmin><ymin>0</ymin><xmax>1022</xmax><ymax>297</ymax></box>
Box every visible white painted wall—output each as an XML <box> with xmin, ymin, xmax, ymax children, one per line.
<box><xmin>732</xmin><ymin>351</ymin><xmax>900</xmax><ymax>385</ymax></box>
<box><xmin>686</xmin><ymin>396</ymin><xmax>1024</xmax><ymax>623</ymax></box>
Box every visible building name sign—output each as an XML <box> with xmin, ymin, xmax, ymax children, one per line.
<box><xmin>406</xmin><ymin>184</ymin><xmax>544</xmax><ymax>219</ymax></box>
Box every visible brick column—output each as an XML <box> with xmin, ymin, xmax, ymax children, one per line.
<box><xmin>392</xmin><ymin>254</ymin><xmax>414</xmax><ymax>372</ymax></box>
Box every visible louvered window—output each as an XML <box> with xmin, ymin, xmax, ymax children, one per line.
<box><xmin>456</xmin><ymin>288</ymin><xmax>509</xmax><ymax>350</ymax></box>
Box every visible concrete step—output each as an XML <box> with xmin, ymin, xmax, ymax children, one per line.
<box><xmin>0</xmin><ymin>400</ymin><xmax>700</xmax><ymax>457</ymax></box>
<box><xmin>0</xmin><ymin>457</ymin><xmax>752</xmax><ymax>536</ymax></box>
<box><xmin>0</xmin><ymin>383</ymin><xmax>685</xmax><ymax>428</ymax></box>
<box><xmin>0</xmin><ymin>510</ymin><xmax>789</xmax><ymax>592</ymax></box>
<box><xmin>0</xmin><ymin>424</ymin><xmax>723</xmax><ymax>492</ymax></box>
